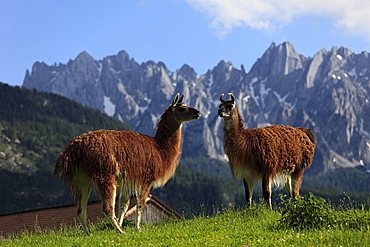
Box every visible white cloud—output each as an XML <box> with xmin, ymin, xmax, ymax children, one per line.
<box><xmin>187</xmin><ymin>0</ymin><xmax>370</xmax><ymax>39</ymax></box>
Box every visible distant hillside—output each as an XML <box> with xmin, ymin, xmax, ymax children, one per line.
<box><xmin>0</xmin><ymin>82</ymin><xmax>130</xmax><ymax>173</ymax></box>
<box><xmin>0</xmin><ymin>82</ymin><xmax>131</xmax><ymax>213</ymax></box>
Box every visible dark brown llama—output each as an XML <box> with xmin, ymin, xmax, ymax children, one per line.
<box><xmin>218</xmin><ymin>93</ymin><xmax>316</xmax><ymax>208</ymax></box>
<box><xmin>54</xmin><ymin>93</ymin><xmax>200</xmax><ymax>233</ymax></box>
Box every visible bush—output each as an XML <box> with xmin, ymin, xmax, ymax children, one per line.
<box><xmin>277</xmin><ymin>193</ymin><xmax>336</xmax><ymax>230</ymax></box>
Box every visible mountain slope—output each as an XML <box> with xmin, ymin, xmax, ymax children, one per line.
<box><xmin>23</xmin><ymin>42</ymin><xmax>370</xmax><ymax>173</ymax></box>
<box><xmin>0</xmin><ymin>82</ymin><xmax>129</xmax><ymax>173</ymax></box>
<box><xmin>0</xmin><ymin>82</ymin><xmax>131</xmax><ymax>213</ymax></box>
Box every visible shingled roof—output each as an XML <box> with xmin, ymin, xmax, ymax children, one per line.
<box><xmin>0</xmin><ymin>195</ymin><xmax>181</xmax><ymax>237</ymax></box>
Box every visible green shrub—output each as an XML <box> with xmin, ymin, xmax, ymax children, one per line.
<box><xmin>277</xmin><ymin>193</ymin><xmax>336</xmax><ymax>230</ymax></box>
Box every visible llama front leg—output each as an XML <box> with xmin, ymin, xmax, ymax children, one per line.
<box><xmin>262</xmin><ymin>174</ymin><xmax>272</xmax><ymax>209</ymax></box>
<box><xmin>243</xmin><ymin>178</ymin><xmax>254</xmax><ymax>207</ymax></box>
<box><xmin>135</xmin><ymin>199</ymin><xmax>143</xmax><ymax>231</ymax></box>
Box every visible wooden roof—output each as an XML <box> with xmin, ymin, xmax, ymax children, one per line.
<box><xmin>0</xmin><ymin>194</ymin><xmax>181</xmax><ymax>237</ymax></box>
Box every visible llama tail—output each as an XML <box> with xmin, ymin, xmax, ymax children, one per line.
<box><xmin>54</xmin><ymin>149</ymin><xmax>75</xmax><ymax>181</ymax></box>
<box><xmin>298</xmin><ymin>127</ymin><xmax>316</xmax><ymax>144</ymax></box>
<box><xmin>298</xmin><ymin>127</ymin><xmax>316</xmax><ymax>169</ymax></box>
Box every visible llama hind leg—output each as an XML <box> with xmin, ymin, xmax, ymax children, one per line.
<box><xmin>118</xmin><ymin>190</ymin><xmax>130</xmax><ymax>227</ymax></box>
<box><xmin>285</xmin><ymin>176</ymin><xmax>293</xmax><ymax>198</ymax></box>
<box><xmin>243</xmin><ymin>178</ymin><xmax>254</xmax><ymax>207</ymax></box>
<box><xmin>262</xmin><ymin>174</ymin><xmax>272</xmax><ymax>209</ymax></box>
<box><xmin>97</xmin><ymin>176</ymin><xmax>124</xmax><ymax>233</ymax></box>
<box><xmin>76</xmin><ymin>189</ymin><xmax>91</xmax><ymax>234</ymax></box>
<box><xmin>135</xmin><ymin>186</ymin><xmax>151</xmax><ymax>231</ymax></box>
<box><xmin>115</xmin><ymin>177</ymin><xmax>128</xmax><ymax>226</ymax></box>
<box><xmin>291</xmin><ymin>170</ymin><xmax>304</xmax><ymax>198</ymax></box>
<box><xmin>75</xmin><ymin>171</ymin><xmax>92</xmax><ymax>233</ymax></box>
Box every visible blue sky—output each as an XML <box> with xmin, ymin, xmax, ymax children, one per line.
<box><xmin>1</xmin><ymin>0</ymin><xmax>370</xmax><ymax>86</ymax></box>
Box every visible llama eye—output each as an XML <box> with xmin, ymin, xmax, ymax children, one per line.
<box><xmin>178</xmin><ymin>108</ymin><xmax>186</xmax><ymax>112</ymax></box>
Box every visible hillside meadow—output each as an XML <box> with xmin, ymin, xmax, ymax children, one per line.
<box><xmin>2</xmin><ymin>195</ymin><xmax>370</xmax><ymax>247</ymax></box>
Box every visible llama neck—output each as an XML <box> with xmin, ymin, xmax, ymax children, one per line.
<box><xmin>154</xmin><ymin>110</ymin><xmax>182</xmax><ymax>167</ymax></box>
<box><xmin>152</xmin><ymin>110</ymin><xmax>183</xmax><ymax>187</ymax></box>
<box><xmin>223</xmin><ymin>107</ymin><xmax>249</xmax><ymax>170</ymax></box>
<box><xmin>224</xmin><ymin>107</ymin><xmax>244</xmax><ymax>136</ymax></box>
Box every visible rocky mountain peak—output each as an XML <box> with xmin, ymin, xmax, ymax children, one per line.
<box><xmin>116</xmin><ymin>50</ymin><xmax>130</xmax><ymax>62</ymax></box>
<box><xmin>23</xmin><ymin>62</ymin><xmax>57</xmax><ymax>91</ymax></box>
<box><xmin>330</xmin><ymin>46</ymin><xmax>353</xmax><ymax>58</ymax></box>
<box><xmin>213</xmin><ymin>60</ymin><xmax>233</xmax><ymax>71</ymax></box>
<box><xmin>250</xmin><ymin>41</ymin><xmax>305</xmax><ymax>77</ymax></box>
<box><xmin>177</xmin><ymin>64</ymin><xmax>197</xmax><ymax>81</ymax></box>
<box><xmin>74</xmin><ymin>51</ymin><xmax>95</xmax><ymax>63</ymax></box>
<box><xmin>262</xmin><ymin>41</ymin><xmax>296</xmax><ymax>58</ymax></box>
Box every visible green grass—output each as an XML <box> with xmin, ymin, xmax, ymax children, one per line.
<box><xmin>2</xmin><ymin>196</ymin><xmax>370</xmax><ymax>247</ymax></box>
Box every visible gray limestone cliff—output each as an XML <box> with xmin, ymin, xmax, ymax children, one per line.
<box><xmin>23</xmin><ymin>42</ymin><xmax>370</xmax><ymax>173</ymax></box>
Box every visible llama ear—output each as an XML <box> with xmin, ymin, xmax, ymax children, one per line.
<box><xmin>228</xmin><ymin>92</ymin><xmax>235</xmax><ymax>103</ymax></box>
<box><xmin>171</xmin><ymin>93</ymin><xmax>180</xmax><ymax>107</ymax></box>
<box><xmin>178</xmin><ymin>94</ymin><xmax>184</xmax><ymax>104</ymax></box>
<box><xmin>220</xmin><ymin>94</ymin><xmax>226</xmax><ymax>103</ymax></box>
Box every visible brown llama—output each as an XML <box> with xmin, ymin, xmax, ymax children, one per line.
<box><xmin>218</xmin><ymin>93</ymin><xmax>316</xmax><ymax>208</ymax></box>
<box><xmin>54</xmin><ymin>93</ymin><xmax>200</xmax><ymax>233</ymax></box>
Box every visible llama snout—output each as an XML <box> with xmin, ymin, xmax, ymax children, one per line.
<box><xmin>192</xmin><ymin>108</ymin><xmax>201</xmax><ymax>119</ymax></box>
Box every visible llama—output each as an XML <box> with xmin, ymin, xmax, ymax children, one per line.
<box><xmin>54</xmin><ymin>93</ymin><xmax>200</xmax><ymax>233</ymax></box>
<box><xmin>218</xmin><ymin>93</ymin><xmax>316</xmax><ymax>208</ymax></box>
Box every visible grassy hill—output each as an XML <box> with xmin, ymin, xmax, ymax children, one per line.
<box><xmin>4</xmin><ymin>195</ymin><xmax>370</xmax><ymax>246</ymax></box>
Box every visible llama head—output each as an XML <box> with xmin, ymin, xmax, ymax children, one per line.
<box><xmin>218</xmin><ymin>92</ymin><xmax>236</xmax><ymax>118</ymax></box>
<box><xmin>170</xmin><ymin>93</ymin><xmax>201</xmax><ymax>123</ymax></box>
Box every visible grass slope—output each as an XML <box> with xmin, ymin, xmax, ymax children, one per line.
<box><xmin>4</xmin><ymin>199</ymin><xmax>370</xmax><ymax>247</ymax></box>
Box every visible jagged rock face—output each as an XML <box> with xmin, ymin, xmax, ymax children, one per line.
<box><xmin>23</xmin><ymin>42</ymin><xmax>370</xmax><ymax>173</ymax></box>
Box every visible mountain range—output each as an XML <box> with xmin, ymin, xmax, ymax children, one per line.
<box><xmin>23</xmin><ymin>41</ymin><xmax>370</xmax><ymax>173</ymax></box>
